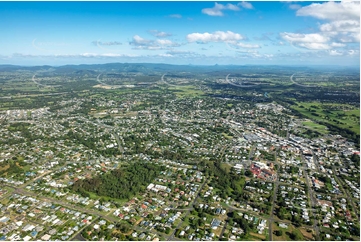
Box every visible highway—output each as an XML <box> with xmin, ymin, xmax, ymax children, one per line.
<box><xmin>32</xmin><ymin>74</ymin><xmax>61</xmax><ymax>88</ymax></box>
<box><xmin>290</xmin><ymin>73</ymin><xmax>317</xmax><ymax>88</ymax></box>
<box><xmin>225</xmin><ymin>74</ymin><xmax>261</xmax><ymax>88</ymax></box>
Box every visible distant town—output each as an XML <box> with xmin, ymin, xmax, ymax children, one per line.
<box><xmin>0</xmin><ymin>63</ymin><xmax>359</xmax><ymax>241</ymax></box>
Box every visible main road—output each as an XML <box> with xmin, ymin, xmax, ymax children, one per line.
<box><xmin>300</xmin><ymin>152</ymin><xmax>320</xmax><ymax>240</ymax></box>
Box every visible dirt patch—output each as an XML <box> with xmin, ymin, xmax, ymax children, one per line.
<box><xmin>93</xmin><ymin>84</ymin><xmax>114</xmax><ymax>90</ymax></box>
<box><xmin>0</xmin><ymin>164</ymin><xmax>10</xmax><ymax>171</ymax></box>
<box><xmin>249</xmin><ymin>232</ymin><xmax>266</xmax><ymax>240</ymax></box>
<box><xmin>135</xmin><ymin>218</ymin><xmax>143</xmax><ymax>225</ymax></box>
<box><xmin>113</xmin><ymin>229</ymin><xmax>133</xmax><ymax>236</ymax></box>
<box><xmin>72</xmin><ymin>153</ymin><xmax>82</xmax><ymax>159</ymax></box>
<box><xmin>299</xmin><ymin>227</ymin><xmax>314</xmax><ymax>240</ymax></box>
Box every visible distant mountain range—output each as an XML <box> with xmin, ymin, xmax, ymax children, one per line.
<box><xmin>0</xmin><ymin>63</ymin><xmax>358</xmax><ymax>74</ymax></box>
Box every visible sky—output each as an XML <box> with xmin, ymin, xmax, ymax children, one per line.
<box><xmin>0</xmin><ymin>1</ymin><xmax>359</xmax><ymax>66</ymax></box>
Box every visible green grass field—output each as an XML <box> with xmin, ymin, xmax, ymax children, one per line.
<box><xmin>302</xmin><ymin>121</ymin><xmax>329</xmax><ymax>134</ymax></box>
<box><xmin>168</xmin><ymin>85</ymin><xmax>205</xmax><ymax>97</ymax></box>
<box><xmin>292</xmin><ymin>102</ymin><xmax>360</xmax><ymax>135</ymax></box>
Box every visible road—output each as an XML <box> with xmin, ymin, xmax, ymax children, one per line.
<box><xmin>167</xmin><ymin>180</ymin><xmax>207</xmax><ymax>241</ymax></box>
<box><xmin>312</xmin><ymin>150</ymin><xmax>321</xmax><ymax>173</ymax></box>
<box><xmin>219</xmin><ymin>221</ymin><xmax>228</xmax><ymax>239</ymax></box>
<box><xmin>70</xmin><ymin>216</ymin><xmax>100</xmax><ymax>241</ymax></box>
<box><xmin>32</xmin><ymin>74</ymin><xmax>61</xmax><ymax>88</ymax></box>
<box><xmin>76</xmin><ymin>116</ymin><xmax>125</xmax><ymax>155</ymax></box>
<box><xmin>268</xmin><ymin>149</ymin><xmax>280</xmax><ymax>241</ymax></box>
<box><xmin>248</xmin><ymin>144</ymin><xmax>256</xmax><ymax>161</ymax></box>
<box><xmin>161</xmin><ymin>74</ymin><xmax>179</xmax><ymax>87</ymax></box>
<box><xmin>332</xmin><ymin>167</ymin><xmax>360</xmax><ymax>220</ymax></box>
<box><xmin>290</xmin><ymin>73</ymin><xmax>317</xmax><ymax>88</ymax></box>
<box><xmin>300</xmin><ymin>152</ymin><xmax>320</xmax><ymax>240</ymax></box>
<box><xmin>225</xmin><ymin>74</ymin><xmax>261</xmax><ymax>88</ymax></box>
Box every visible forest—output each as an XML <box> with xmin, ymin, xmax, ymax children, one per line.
<box><xmin>72</xmin><ymin>162</ymin><xmax>164</xmax><ymax>200</ymax></box>
<box><xmin>201</xmin><ymin>160</ymin><xmax>245</xmax><ymax>201</ymax></box>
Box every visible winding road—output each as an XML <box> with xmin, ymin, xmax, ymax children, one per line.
<box><xmin>225</xmin><ymin>74</ymin><xmax>262</xmax><ymax>88</ymax></box>
<box><xmin>32</xmin><ymin>74</ymin><xmax>61</xmax><ymax>88</ymax></box>
<box><xmin>290</xmin><ymin>73</ymin><xmax>318</xmax><ymax>88</ymax></box>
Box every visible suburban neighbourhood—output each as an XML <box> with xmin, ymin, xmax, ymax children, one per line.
<box><xmin>0</xmin><ymin>67</ymin><xmax>359</xmax><ymax>241</ymax></box>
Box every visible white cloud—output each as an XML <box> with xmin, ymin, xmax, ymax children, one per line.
<box><xmin>129</xmin><ymin>35</ymin><xmax>180</xmax><ymax>50</ymax></box>
<box><xmin>156</xmin><ymin>39</ymin><xmax>179</xmax><ymax>46</ymax></box>
<box><xmin>280</xmin><ymin>32</ymin><xmax>329</xmax><ymax>44</ymax></box>
<box><xmin>202</xmin><ymin>2</ymin><xmax>240</xmax><ymax>17</ymax></box>
<box><xmin>296</xmin><ymin>1</ymin><xmax>360</xmax><ymax>21</ymax></box>
<box><xmin>155</xmin><ymin>53</ymin><xmax>174</xmax><ymax>58</ymax></box>
<box><xmin>328</xmin><ymin>50</ymin><xmax>343</xmax><ymax>56</ymax></box>
<box><xmin>130</xmin><ymin>35</ymin><xmax>152</xmax><ymax>45</ymax></box>
<box><xmin>336</xmin><ymin>32</ymin><xmax>360</xmax><ymax>43</ymax></box>
<box><xmin>297</xmin><ymin>43</ymin><xmax>330</xmax><ymax>50</ymax></box>
<box><xmin>296</xmin><ymin>1</ymin><xmax>360</xmax><ymax>44</ymax></box>
<box><xmin>280</xmin><ymin>32</ymin><xmax>332</xmax><ymax>50</ymax></box>
<box><xmin>330</xmin><ymin>42</ymin><xmax>346</xmax><ymax>48</ymax></box>
<box><xmin>232</xmin><ymin>42</ymin><xmax>261</xmax><ymax>49</ymax></box>
<box><xmin>347</xmin><ymin>49</ymin><xmax>359</xmax><ymax>56</ymax></box>
<box><xmin>320</xmin><ymin>20</ymin><xmax>359</xmax><ymax>34</ymax></box>
<box><xmin>281</xmin><ymin>1</ymin><xmax>360</xmax><ymax>55</ymax></box>
<box><xmin>187</xmin><ymin>31</ymin><xmax>244</xmax><ymax>43</ymax></box>
<box><xmin>238</xmin><ymin>1</ymin><xmax>254</xmax><ymax>10</ymax></box>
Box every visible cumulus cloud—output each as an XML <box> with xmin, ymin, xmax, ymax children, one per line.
<box><xmin>156</xmin><ymin>39</ymin><xmax>177</xmax><ymax>46</ymax></box>
<box><xmin>297</xmin><ymin>43</ymin><xmax>330</xmax><ymax>50</ymax></box>
<box><xmin>130</xmin><ymin>35</ymin><xmax>152</xmax><ymax>46</ymax></box>
<box><xmin>129</xmin><ymin>35</ymin><xmax>180</xmax><ymax>50</ymax></box>
<box><xmin>296</xmin><ymin>1</ymin><xmax>360</xmax><ymax>21</ymax></box>
<box><xmin>320</xmin><ymin>20</ymin><xmax>359</xmax><ymax>33</ymax></box>
<box><xmin>202</xmin><ymin>2</ymin><xmax>240</xmax><ymax>16</ymax></box>
<box><xmin>238</xmin><ymin>1</ymin><xmax>254</xmax><ymax>10</ymax></box>
<box><xmin>148</xmin><ymin>30</ymin><xmax>172</xmax><ymax>38</ymax></box>
<box><xmin>280</xmin><ymin>33</ymin><xmax>329</xmax><ymax>44</ymax></box>
<box><xmin>280</xmin><ymin>32</ymin><xmax>331</xmax><ymax>50</ymax></box>
<box><xmin>187</xmin><ymin>31</ymin><xmax>244</xmax><ymax>43</ymax></box>
<box><xmin>281</xmin><ymin>1</ymin><xmax>360</xmax><ymax>53</ymax></box>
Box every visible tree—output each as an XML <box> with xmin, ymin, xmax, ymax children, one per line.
<box><xmin>245</xmin><ymin>170</ymin><xmax>253</xmax><ymax>177</ymax></box>
<box><xmin>290</xmin><ymin>231</ymin><xmax>303</xmax><ymax>240</ymax></box>
<box><xmin>275</xmin><ymin>230</ymin><xmax>283</xmax><ymax>236</ymax></box>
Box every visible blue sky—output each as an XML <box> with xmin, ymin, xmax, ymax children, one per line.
<box><xmin>0</xmin><ymin>1</ymin><xmax>359</xmax><ymax>66</ymax></box>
